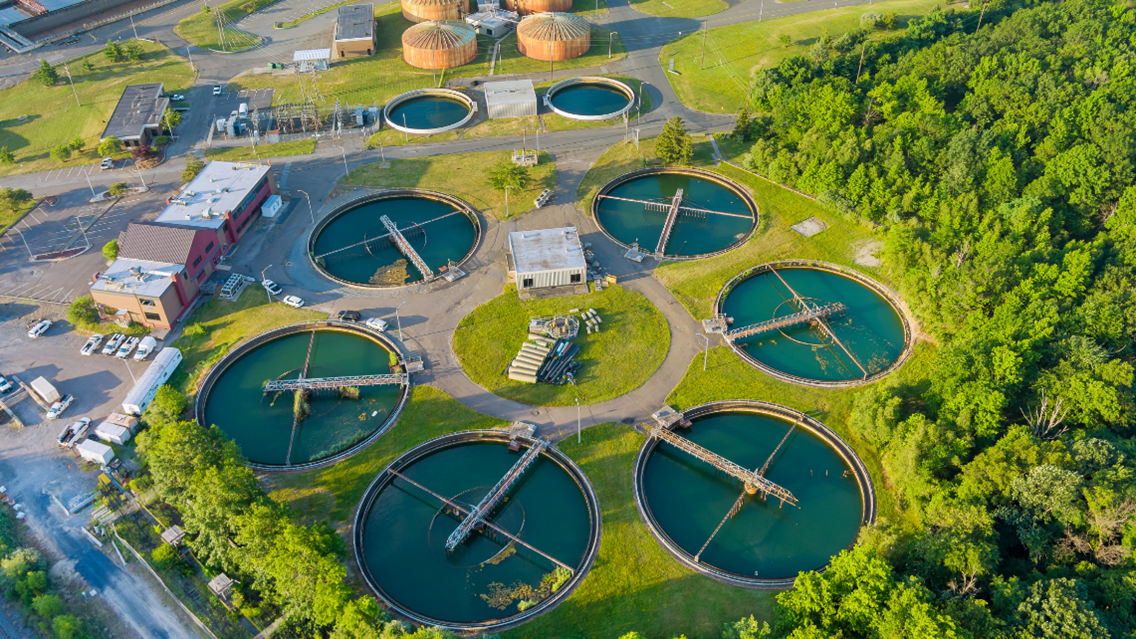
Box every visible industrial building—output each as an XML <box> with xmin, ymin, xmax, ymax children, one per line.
<box><xmin>154</xmin><ymin>161</ymin><xmax>275</xmax><ymax>246</ymax></box>
<box><xmin>118</xmin><ymin>221</ymin><xmax>226</xmax><ymax>285</ymax></box>
<box><xmin>90</xmin><ymin>258</ymin><xmax>198</xmax><ymax>329</ymax></box>
<box><xmin>516</xmin><ymin>12</ymin><xmax>590</xmax><ymax>61</ymax></box>
<box><xmin>401</xmin><ymin>20</ymin><xmax>477</xmax><ymax>69</ymax></box>
<box><xmin>331</xmin><ymin>4</ymin><xmax>375</xmax><ymax>59</ymax></box>
<box><xmin>484</xmin><ymin>79</ymin><xmax>537</xmax><ymax>119</ymax></box>
<box><xmin>507</xmin><ymin>227</ymin><xmax>587</xmax><ymax>293</ymax></box>
<box><xmin>100</xmin><ymin>83</ymin><xmax>170</xmax><ymax>148</ymax></box>
<box><xmin>293</xmin><ymin>48</ymin><xmax>331</xmax><ymax>71</ymax></box>
<box><xmin>464</xmin><ymin>9</ymin><xmax>516</xmax><ymax>36</ymax></box>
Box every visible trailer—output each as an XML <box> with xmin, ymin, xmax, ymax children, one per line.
<box><xmin>29</xmin><ymin>376</ymin><xmax>60</xmax><ymax>404</ymax></box>
<box><xmin>94</xmin><ymin>422</ymin><xmax>132</xmax><ymax>445</ymax></box>
<box><xmin>76</xmin><ymin>439</ymin><xmax>115</xmax><ymax>465</ymax></box>
<box><xmin>121</xmin><ymin>347</ymin><xmax>182</xmax><ymax>416</ymax></box>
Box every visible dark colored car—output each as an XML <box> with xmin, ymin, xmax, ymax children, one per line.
<box><xmin>337</xmin><ymin>310</ymin><xmax>362</xmax><ymax>322</ymax></box>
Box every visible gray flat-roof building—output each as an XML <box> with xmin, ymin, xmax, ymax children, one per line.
<box><xmin>507</xmin><ymin>227</ymin><xmax>587</xmax><ymax>291</ymax></box>
<box><xmin>101</xmin><ymin>83</ymin><xmax>170</xmax><ymax>148</ymax></box>
<box><xmin>484</xmin><ymin>79</ymin><xmax>537</xmax><ymax>119</ymax></box>
<box><xmin>332</xmin><ymin>4</ymin><xmax>376</xmax><ymax>59</ymax></box>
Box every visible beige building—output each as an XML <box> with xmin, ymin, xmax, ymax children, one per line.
<box><xmin>332</xmin><ymin>4</ymin><xmax>376</xmax><ymax>59</ymax></box>
<box><xmin>90</xmin><ymin>258</ymin><xmax>199</xmax><ymax>330</ymax></box>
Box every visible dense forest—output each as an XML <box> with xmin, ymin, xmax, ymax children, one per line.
<box><xmin>738</xmin><ymin>0</ymin><xmax>1136</xmax><ymax>637</ymax></box>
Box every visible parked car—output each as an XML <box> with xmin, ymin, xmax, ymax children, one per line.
<box><xmin>213</xmin><ymin>85</ymin><xmax>222</xmax><ymax>96</ymax></box>
<box><xmin>57</xmin><ymin>417</ymin><xmax>90</xmax><ymax>447</ymax></box>
<box><xmin>0</xmin><ymin>375</ymin><xmax>11</xmax><ymax>393</ymax></box>
<box><xmin>133</xmin><ymin>336</ymin><xmax>157</xmax><ymax>361</ymax></box>
<box><xmin>101</xmin><ymin>333</ymin><xmax>125</xmax><ymax>356</ymax></box>
<box><xmin>365</xmin><ymin>317</ymin><xmax>389</xmax><ymax>332</ymax></box>
<box><xmin>46</xmin><ymin>394</ymin><xmax>75</xmax><ymax>420</ymax></box>
<box><xmin>80</xmin><ymin>334</ymin><xmax>104</xmax><ymax>356</ymax></box>
<box><xmin>116</xmin><ymin>336</ymin><xmax>140</xmax><ymax>359</ymax></box>
<box><xmin>171</xmin><ymin>93</ymin><xmax>184</xmax><ymax>101</ymax></box>
<box><xmin>100</xmin><ymin>157</ymin><xmax>114</xmax><ymax>170</ymax></box>
<box><xmin>337</xmin><ymin>310</ymin><xmax>361</xmax><ymax>322</ymax></box>
<box><xmin>262</xmin><ymin>279</ymin><xmax>283</xmax><ymax>296</ymax></box>
<box><xmin>27</xmin><ymin>319</ymin><xmax>52</xmax><ymax>339</ymax></box>
<box><xmin>282</xmin><ymin>295</ymin><xmax>305</xmax><ymax>308</ymax></box>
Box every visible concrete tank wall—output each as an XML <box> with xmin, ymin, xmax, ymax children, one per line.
<box><xmin>503</xmin><ymin>0</ymin><xmax>572</xmax><ymax>15</ymax></box>
<box><xmin>400</xmin><ymin>0</ymin><xmax>462</xmax><ymax>23</ymax></box>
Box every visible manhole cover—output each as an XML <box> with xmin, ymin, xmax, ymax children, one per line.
<box><xmin>378</xmin><ymin>162</ymin><xmax>391</xmax><ymax>169</ymax></box>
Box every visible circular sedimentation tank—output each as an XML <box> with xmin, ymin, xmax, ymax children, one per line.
<box><xmin>354</xmin><ymin>431</ymin><xmax>601</xmax><ymax>631</ymax></box>
<box><xmin>634</xmin><ymin>401</ymin><xmax>875</xmax><ymax>587</ymax></box>
<box><xmin>516</xmin><ymin>12</ymin><xmax>590</xmax><ymax>61</ymax></box>
<box><xmin>383</xmin><ymin>88</ymin><xmax>477</xmax><ymax>135</ymax></box>
<box><xmin>401</xmin><ymin>0</ymin><xmax>463</xmax><ymax>23</ymax></box>
<box><xmin>402</xmin><ymin>20</ymin><xmax>478</xmax><ymax>69</ymax></box>
<box><xmin>591</xmin><ymin>167</ymin><xmax>758</xmax><ymax>259</ymax></box>
<box><xmin>503</xmin><ymin>0</ymin><xmax>572</xmax><ymax>15</ymax></box>
<box><xmin>544</xmin><ymin>76</ymin><xmax>635</xmax><ymax>121</ymax></box>
<box><xmin>195</xmin><ymin>322</ymin><xmax>408</xmax><ymax>470</ymax></box>
<box><xmin>308</xmin><ymin>189</ymin><xmax>481</xmax><ymax>289</ymax></box>
<box><xmin>716</xmin><ymin>261</ymin><xmax>912</xmax><ymax>386</ymax></box>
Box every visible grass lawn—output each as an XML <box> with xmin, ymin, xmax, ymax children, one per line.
<box><xmin>175</xmin><ymin>0</ymin><xmax>271</xmax><ymax>50</ymax></box>
<box><xmin>0</xmin><ymin>41</ymin><xmax>193</xmax><ymax>178</ymax></box>
<box><xmin>452</xmin><ymin>284</ymin><xmax>669</xmax><ymax>407</ymax></box>
<box><xmin>488</xmin><ymin>27</ymin><xmax>625</xmax><ymax>78</ymax></box>
<box><xmin>169</xmin><ymin>285</ymin><xmax>326</xmax><ymax>395</ymax></box>
<box><xmin>204</xmin><ymin>139</ymin><xmax>316</xmax><ymax>161</ymax></box>
<box><xmin>0</xmin><ymin>197</ymin><xmax>40</xmax><ymax>237</ymax></box>
<box><xmin>660</xmin><ymin>0</ymin><xmax>942</xmax><ymax>112</ymax></box>
<box><xmin>504</xmin><ymin>422</ymin><xmax>775</xmax><ymax>639</ymax></box>
<box><xmin>570</xmin><ymin>0</ymin><xmax>610</xmax><ymax>16</ymax></box>
<box><xmin>344</xmin><ymin>150</ymin><xmax>556</xmax><ymax>220</ymax></box>
<box><xmin>264</xmin><ymin>385</ymin><xmax>506</xmax><ymax>526</ymax></box>
<box><xmin>629</xmin><ymin>0</ymin><xmax>727</xmax><ymax>18</ymax></box>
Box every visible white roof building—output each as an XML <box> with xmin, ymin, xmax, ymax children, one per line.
<box><xmin>155</xmin><ymin>162</ymin><xmax>272</xmax><ymax>230</ymax></box>
<box><xmin>484</xmin><ymin>80</ymin><xmax>537</xmax><ymax>119</ymax></box>
<box><xmin>507</xmin><ymin>227</ymin><xmax>587</xmax><ymax>291</ymax></box>
<box><xmin>76</xmin><ymin>440</ymin><xmax>115</xmax><ymax>465</ymax></box>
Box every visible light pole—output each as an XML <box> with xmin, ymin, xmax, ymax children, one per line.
<box><xmin>576</xmin><ymin>397</ymin><xmax>581</xmax><ymax>443</ymax></box>
<box><xmin>395</xmin><ymin>301</ymin><xmax>406</xmax><ymax>340</ymax></box>
<box><xmin>504</xmin><ymin>185</ymin><xmax>514</xmax><ymax>219</ymax></box>
<box><xmin>83</xmin><ymin>169</ymin><xmax>97</xmax><ymax>198</ymax></box>
<box><xmin>11</xmin><ymin>228</ymin><xmax>32</xmax><ymax>259</ymax></box>
<box><xmin>333</xmin><ymin>144</ymin><xmax>348</xmax><ymax>179</ymax></box>
<box><xmin>260</xmin><ymin>264</ymin><xmax>272</xmax><ymax>301</ymax></box>
<box><xmin>298</xmin><ymin>189</ymin><xmax>314</xmax><ymax>223</ymax></box>
<box><xmin>695</xmin><ymin>332</ymin><xmax>708</xmax><ymax>371</ymax></box>
<box><xmin>609</xmin><ymin>31</ymin><xmax>616</xmax><ymax>58</ymax></box>
<box><xmin>123</xmin><ymin>358</ymin><xmax>137</xmax><ymax>384</ymax></box>
<box><xmin>638</xmin><ymin>81</ymin><xmax>648</xmax><ymax>122</ymax></box>
<box><xmin>136</xmin><ymin>165</ymin><xmax>147</xmax><ymax>190</ymax></box>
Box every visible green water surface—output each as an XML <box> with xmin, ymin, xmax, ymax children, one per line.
<box><xmin>596</xmin><ymin>174</ymin><xmax>754</xmax><ymax>257</ymax></box>
<box><xmin>388</xmin><ymin>96</ymin><xmax>470</xmax><ymax>130</ymax></box>
<box><xmin>549</xmin><ymin>84</ymin><xmax>631</xmax><ymax>117</ymax></box>
<box><xmin>313</xmin><ymin>196</ymin><xmax>476</xmax><ymax>286</ymax></box>
<box><xmin>721</xmin><ymin>268</ymin><xmax>906</xmax><ymax>382</ymax></box>
<box><xmin>203</xmin><ymin>330</ymin><xmax>399</xmax><ymax>466</ymax></box>
<box><xmin>360</xmin><ymin>441</ymin><xmax>591</xmax><ymax>624</ymax></box>
<box><xmin>642</xmin><ymin>411</ymin><xmax>863</xmax><ymax>579</ymax></box>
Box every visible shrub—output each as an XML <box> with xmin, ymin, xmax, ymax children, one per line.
<box><xmin>102</xmin><ymin>240</ymin><xmax>119</xmax><ymax>261</ymax></box>
<box><xmin>49</xmin><ymin>145</ymin><xmax>72</xmax><ymax>162</ymax></box>
<box><xmin>97</xmin><ymin>136</ymin><xmax>121</xmax><ymax>157</ymax></box>
<box><xmin>66</xmin><ymin>296</ymin><xmax>100</xmax><ymax>328</ymax></box>
<box><xmin>487</xmin><ymin>159</ymin><xmax>531</xmax><ymax>193</ymax></box>
<box><xmin>778</xmin><ymin>34</ymin><xmax>792</xmax><ymax>47</ymax></box>
<box><xmin>153</xmin><ymin>135</ymin><xmax>171</xmax><ymax>147</ymax></box>
<box><xmin>52</xmin><ymin>615</ymin><xmax>80</xmax><ymax>639</ymax></box>
<box><xmin>68</xmin><ymin>137</ymin><xmax>84</xmax><ymax>152</ymax></box>
<box><xmin>0</xmin><ymin>147</ymin><xmax>14</xmax><ymax>164</ymax></box>
<box><xmin>182</xmin><ymin>155</ymin><xmax>205</xmax><ymax>183</ymax></box>
<box><xmin>0</xmin><ymin>187</ymin><xmax>32</xmax><ymax>213</ymax></box>
<box><xmin>31</xmin><ymin>59</ymin><xmax>57</xmax><ymax>87</ymax></box>
<box><xmin>108</xmin><ymin>182</ymin><xmax>130</xmax><ymax>197</ymax></box>
<box><xmin>31</xmin><ymin>593</ymin><xmax>62</xmax><ymax>619</ymax></box>
<box><xmin>860</xmin><ymin>11</ymin><xmax>883</xmax><ymax>28</ymax></box>
<box><xmin>151</xmin><ymin>544</ymin><xmax>180</xmax><ymax>571</ymax></box>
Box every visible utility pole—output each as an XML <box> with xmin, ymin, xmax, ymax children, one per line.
<box><xmin>62</xmin><ymin>62</ymin><xmax>80</xmax><ymax>107</ymax></box>
<box><xmin>701</xmin><ymin>25</ymin><xmax>706</xmax><ymax>70</ymax></box>
<box><xmin>505</xmin><ymin>185</ymin><xmax>513</xmax><ymax>218</ymax></box>
<box><xmin>576</xmin><ymin>398</ymin><xmax>581</xmax><ymax>443</ymax></box>
<box><xmin>975</xmin><ymin>2</ymin><xmax>987</xmax><ymax>33</ymax></box>
<box><xmin>130</xmin><ymin>14</ymin><xmax>139</xmax><ymax>40</ymax></box>
<box><xmin>609</xmin><ymin>32</ymin><xmax>615</xmax><ymax>58</ymax></box>
<box><xmin>759</xmin><ymin>0</ymin><xmax>763</xmax><ymax>20</ymax></box>
<box><xmin>261</xmin><ymin>264</ymin><xmax>273</xmax><ymax>300</ymax></box>
<box><xmin>187</xmin><ymin>46</ymin><xmax>194</xmax><ymax>72</ymax></box>
<box><xmin>855</xmin><ymin>42</ymin><xmax>866</xmax><ymax>83</ymax></box>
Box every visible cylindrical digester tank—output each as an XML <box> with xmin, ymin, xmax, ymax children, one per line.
<box><xmin>516</xmin><ymin>12</ymin><xmax>591</xmax><ymax>62</ymax></box>
<box><xmin>401</xmin><ymin>0</ymin><xmax>463</xmax><ymax>23</ymax></box>
<box><xmin>401</xmin><ymin>21</ymin><xmax>478</xmax><ymax>70</ymax></box>
<box><xmin>503</xmin><ymin>0</ymin><xmax>572</xmax><ymax>15</ymax></box>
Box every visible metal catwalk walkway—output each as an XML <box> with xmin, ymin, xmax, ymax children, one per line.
<box><xmin>655</xmin><ymin>188</ymin><xmax>684</xmax><ymax>256</ymax></box>
<box><xmin>312</xmin><ymin>210</ymin><xmax>463</xmax><ymax>260</ymax></box>
<box><xmin>767</xmin><ymin>268</ymin><xmax>868</xmax><ymax>378</ymax></box>
<box><xmin>645</xmin><ymin>422</ymin><xmax>798</xmax><ymax>507</ymax></box>
<box><xmin>381</xmin><ymin>215</ymin><xmax>433</xmax><ymax>280</ymax></box>
<box><xmin>597</xmin><ymin>194</ymin><xmax>752</xmax><ymax>220</ymax></box>
<box><xmin>446</xmin><ymin>438</ymin><xmax>548</xmax><ymax>551</ymax></box>
<box><xmin>264</xmin><ymin>373</ymin><xmax>408</xmax><ymax>392</ymax></box>
<box><xmin>726</xmin><ymin>302</ymin><xmax>847</xmax><ymax>341</ymax></box>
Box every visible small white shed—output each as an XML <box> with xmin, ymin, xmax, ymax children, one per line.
<box><xmin>94</xmin><ymin>422</ymin><xmax>132</xmax><ymax>445</ymax></box>
<box><xmin>484</xmin><ymin>80</ymin><xmax>537</xmax><ymax>119</ymax></box>
<box><xmin>76</xmin><ymin>439</ymin><xmax>115</xmax><ymax>465</ymax></box>
<box><xmin>507</xmin><ymin>227</ymin><xmax>587</xmax><ymax>290</ymax></box>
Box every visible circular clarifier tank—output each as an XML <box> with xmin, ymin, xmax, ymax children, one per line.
<box><xmin>544</xmin><ymin>77</ymin><xmax>635</xmax><ymax>120</ymax></box>
<box><xmin>354</xmin><ymin>431</ymin><xmax>601</xmax><ymax>631</ymax></box>
<box><xmin>592</xmin><ymin>167</ymin><xmax>757</xmax><ymax>260</ymax></box>
<box><xmin>196</xmin><ymin>323</ymin><xmax>408</xmax><ymax>470</ymax></box>
<box><xmin>716</xmin><ymin>261</ymin><xmax>912</xmax><ymax>386</ymax></box>
<box><xmin>634</xmin><ymin>401</ymin><xmax>875</xmax><ymax>587</ymax></box>
<box><xmin>308</xmin><ymin>189</ymin><xmax>481</xmax><ymax>288</ymax></box>
<box><xmin>384</xmin><ymin>88</ymin><xmax>477</xmax><ymax>135</ymax></box>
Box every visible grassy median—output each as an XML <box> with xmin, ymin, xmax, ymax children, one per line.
<box><xmin>453</xmin><ymin>284</ymin><xmax>669</xmax><ymax>407</ymax></box>
<box><xmin>204</xmin><ymin>139</ymin><xmax>316</xmax><ymax>161</ymax></box>
<box><xmin>175</xmin><ymin>0</ymin><xmax>271</xmax><ymax>51</ymax></box>
<box><xmin>629</xmin><ymin>0</ymin><xmax>727</xmax><ymax>18</ymax></box>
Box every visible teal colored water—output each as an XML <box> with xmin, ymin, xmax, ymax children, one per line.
<box><xmin>721</xmin><ymin>268</ymin><xmax>906</xmax><ymax>382</ymax></box>
<box><xmin>596</xmin><ymin>174</ymin><xmax>754</xmax><ymax>257</ymax></box>
<box><xmin>203</xmin><ymin>331</ymin><xmax>398</xmax><ymax>466</ymax></box>
<box><xmin>642</xmin><ymin>411</ymin><xmax>863</xmax><ymax>579</ymax></box>
<box><xmin>549</xmin><ymin>84</ymin><xmax>631</xmax><ymax>117</ymax></box>
<box><xmin>312</xmin><ymin>197</ymin><xmax>476</xmax><ymax>286</ymax></box>
<box><xmin>388</xmin><ymin>96</ymin><xmax>470</xmax><ymax>130</ymax></box>
<box><xmin>360</xmin><ymin>442</ymin><xmax>591</xmax><ymax>624</ymax></box>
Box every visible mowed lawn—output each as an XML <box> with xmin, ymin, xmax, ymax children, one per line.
<box><xmin>344</xmin><ymin>150</ymin><xmax>556</xmax><ymax>220</ymax></box>
<box><xmin>453</xmin><ymin>284</ymin><xmax>669</xmax><ymax>407</ymax></box>
<box><xmin>204</xmin><ymin>139</ymin><xmax>316</xmax><ymax>161</ymax></box>
<box><xmin>629</xmin><ymin>0</ymin><xmax>727</xmax><ymax>19</ymax></box>
<box><xmin>660</xmin><ymin>0</ymin><xmax>942</xmax><ymax>112</ymax></box>
<box><xmin>175</xmin><ymin>0</ymin><xmax>272</xmax><ymax>50</ymax></box>
<box><xmin>0</xmin><ymin>41</ymin><xmax>193</xmax><ymax>178</ymax></box>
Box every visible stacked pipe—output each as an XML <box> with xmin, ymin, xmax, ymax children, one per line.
<box><xmin>508</xmin><ymin>339</ymin><xmax>552</xmax><ymax>383</ymax></box>
<box><xmin>583</xmin><ymin>308</ymin><xmax>603</xmax><ymax>335</ymax></box>
<box><xmin>538</xmin><ymin>340</ymin><xmax>580</xmax><ymax>384</ymax></box>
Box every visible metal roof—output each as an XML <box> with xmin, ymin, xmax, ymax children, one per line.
<box><xmin>402</xmin><ymin>20</ymin><xmax>476</xmax><ymax>49</ymax></box>
<box><xmin>91</xmin><ymin>258</ymin><xmax>183</xmax><ymax>298</ymax></box>
<box><xmin>508</xmin><ymin>227</ymin><xmax>587</xmax><ymax>274</ymax></box>
<box><xmin>484</xmin><ymin>79</ymin><xmax>537</xmax><ymax>108</ymax></box>
<box><xmin>101</xmin><ymin>83</ymin><xmax>169</xmax><ymax>141</ymax></box>
<box><xmin>154</xmin><ymin>161</ymin><xmax>271</xmax><ymax>230</ymax></box>
<box><xmin>117</xmin><ymin>222</ymin><xmax>203</xmax><ymax>266</ymax></box>
<box><xmin>293</xmin><ymin>48</ymin><xmax>331</xmax><ymax>61</ymax></box>
<box><xmin>517</xmin><ymin>12</ymin><xmax>588</xmax><ymax>41</ymax></box>
<box><xmin>335</xmin><ymin>4</ymin><xmax>374</xmax><ymax>41</ymax></box>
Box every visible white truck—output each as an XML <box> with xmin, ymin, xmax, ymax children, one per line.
<box><xmin>121</xmin><ymin>347</ymin><xmax>182</xmax><ymax>416</ymax></box>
